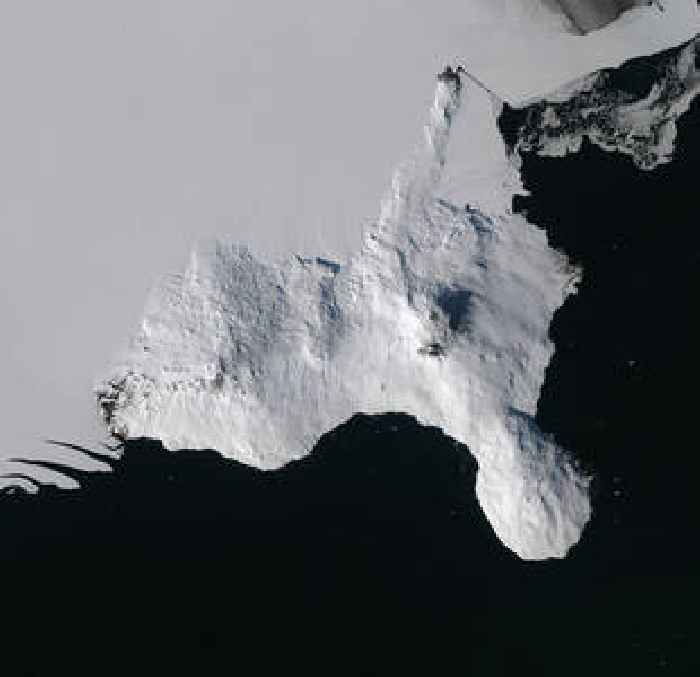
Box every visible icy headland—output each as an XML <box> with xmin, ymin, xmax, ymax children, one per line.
<box><xmin>97</xmin><ymin>70</ymin><xmax>592</xmax><ymax>561</ymax></box>
<box><xmin>94</xmin><ymin>15</ymin><xmax>700</xmax><ymax>559</ymax></box>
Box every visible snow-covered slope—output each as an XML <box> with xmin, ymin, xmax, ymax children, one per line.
<box><xmin>97</xmin><ymin>71</ymin><xmax>591</xmax><ymax>561</ymax></box>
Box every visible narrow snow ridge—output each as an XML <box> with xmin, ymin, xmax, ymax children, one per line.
<box><xmin>97</xmin><ymin>70</ymin><xmax>591</xmax><ymax>561</ymax></box>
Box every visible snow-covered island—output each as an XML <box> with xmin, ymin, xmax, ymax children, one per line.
<box><xmin>96</xmin><ymin>68</ymin><xmax>592</xmax><ymax>561</ymax></box>
<box><xmin>95</xmin><ymin>4</ymin><xmax>700</xmax><ymax>562</ymax></box>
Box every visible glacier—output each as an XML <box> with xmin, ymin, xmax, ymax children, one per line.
<box><xmin>97</xmin><ymin>69</ymin><xmax>592</xmax><ymax>561</ymax></box>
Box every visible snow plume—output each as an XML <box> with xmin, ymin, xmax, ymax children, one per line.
<box><xmin>96</xmin><ymin>69</ymin><xmax>591</xmax><ymax>561</ymax></box>
<box><xmin>501</xmin><ymin>35</ymin><xmax>700</xmax><ymax>169</ymax></box>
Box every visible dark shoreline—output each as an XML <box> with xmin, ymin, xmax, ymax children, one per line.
<box><xmin>2</xmin><ymin>69</ymin><xmax>700</xmax><ymax>677</ymax></box>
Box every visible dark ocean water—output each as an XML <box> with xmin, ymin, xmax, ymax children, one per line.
<box><xmin>2</xmin><ymin>86</ymin><xmax>700</xmax><ymax>677</ymax></box>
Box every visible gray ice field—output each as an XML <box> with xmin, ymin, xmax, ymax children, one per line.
<box><xmin>558</xmin><ymin>0</ymin><xmax>651</xmax><ymax>33</ymax></box>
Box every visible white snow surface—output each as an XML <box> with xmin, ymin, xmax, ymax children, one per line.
<box><xmin>97</xmin><ymin>73</ymin><xmax>591</xmax><ymax>561</ymax></box>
